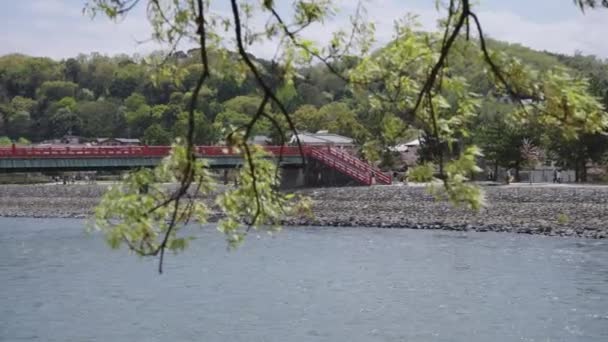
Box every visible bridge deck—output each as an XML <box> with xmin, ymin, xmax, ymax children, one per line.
<box><xmin>0</xmin><ymin>145</ymin><xmax>306</xmax><ymax>172</ymax></box>
<box><xmin>0</xmin><ymin>145</ymin><xmax>305</xmax><ymax>158</ymax></box>
<box><xmin>0</xmin><ymin>144</ymin><xmax>390</xmax><ymax>185</ymax></box>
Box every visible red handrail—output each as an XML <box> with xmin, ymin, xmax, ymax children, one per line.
<box><xmin>325</xmin><ymin>148</ymin><xmax>391</xmax><ymax>184</ymax></box>
<box><xmin>306</xmin><ymin>147</ymin><xmax>392</xmax><ymax>185</ymax></box>
<box><xmin>0</xmin><ymin>145</ymin><xmax>307</xmax><ymax>159</ymax></box>
<box><xmin>308</xmin><ymin>149</ymin><xmax>371</xmax><ymax>185</ymax></box>
<box><xmin>0</xmin><ymin>144</ymin><xmax>390</xmax><ymax>185</ymax></box>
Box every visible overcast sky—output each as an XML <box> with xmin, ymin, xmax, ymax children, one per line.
<box><xmin>1</xmin><ymin>0</ymin><xmax>607</xmax><ymax>60</ymax></box>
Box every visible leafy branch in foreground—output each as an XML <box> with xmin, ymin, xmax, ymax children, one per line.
<box><xmin>86</xmin><ymin>0</ymin><xmax>608</xmax><ymax>272</ymax></box>
<box><xmin>574</xmin><ymin>0</ymin><xmax>608</xmax><ymax>10</ymax></box>
<box><xmin>87</xmin><ymin>0</ymin><xmax>365</xmax><ymax>272</ymax></box>
<box><xmin>92</xmin><ymin>141</ymin><xmax>214</xmax><ymax>273</ymax></box>
<box><xmin>351</xmin><ymin>1</ymin><xmax>607</xmax><ymax>208</ymax></box>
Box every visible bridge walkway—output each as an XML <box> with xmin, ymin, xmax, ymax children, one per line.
<box><xmin>0</xmin><ymin>145</ymin><xmax>391</xmax><ymax>185</ymax></box>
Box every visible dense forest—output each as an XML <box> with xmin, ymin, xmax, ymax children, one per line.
<box><xmin>1</xmin><ymin>38</ymin><xmax>607</xmax><ymax>179</ymax></box>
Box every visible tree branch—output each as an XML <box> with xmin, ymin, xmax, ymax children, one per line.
<box><xmin>412</xmin><ymin>0</ymin><xmax>468</xmax><ymax>115</ymax></box>
<box><xmin>230</xmin><ymin>0</ymin><xmax>306</xmax><ymax>161</ymax></box>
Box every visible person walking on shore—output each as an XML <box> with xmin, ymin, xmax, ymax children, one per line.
<box><xmin>553</xmin><ymin>168</ymin><xmax>558</xmax><ymax>183</ymax></box>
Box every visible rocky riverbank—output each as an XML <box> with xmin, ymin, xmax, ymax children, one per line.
<box><xmin>288</xmin><ymin>185</ymin><xmax>608</xmax><ymax>238</ymax></box>
<box><xmin>0</xmin><ymin>183</ymin><xmax>607</xmax><ymax>238</ymax></box>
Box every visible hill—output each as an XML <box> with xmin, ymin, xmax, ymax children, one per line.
<box><xmin>0</xmin><ymin>38</ymin><xmax>606</xmax><ymax>147</ymax></box>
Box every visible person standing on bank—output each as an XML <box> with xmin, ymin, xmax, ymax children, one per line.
<box><xmin>553</xmin><ymin>168</ymin><xmax>558</xmax><ymax>183</ymax></box>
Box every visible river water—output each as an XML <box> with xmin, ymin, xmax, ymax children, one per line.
<box><xmin>1</xmin><ymin>218</ymin><xmax>608</xmax><ymax>341</ymax></box>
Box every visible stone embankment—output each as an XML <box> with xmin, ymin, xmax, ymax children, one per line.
<box><xmin>288</xmin><ymin>185</ymin><xmax>608</xmax><ymax>238</ymax></box>
<box><xmin>0</xmin><ymin>183</ymin><xmax>606</xmax><ymax>238</ymax></box>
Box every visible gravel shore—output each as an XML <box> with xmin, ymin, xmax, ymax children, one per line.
<box><xmin>1</xmin><ymin>183</ymin><xmax>607</xmax><ymax>238</ymax></box>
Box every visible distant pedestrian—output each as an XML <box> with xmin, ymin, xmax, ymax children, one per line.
<box><xmin>553</xmin><ymin>168</ymin><xmax>558</xmax><ymax>183</ymax></box>
<box><xmin>557</xmin><ymin>169</ymin><xmax>562</xmax><ymax>184</ymax></box>
<box><xmin>505</xmin><ymin>169</ymin><xmax>512</xmax><ymax>185</ymax></box>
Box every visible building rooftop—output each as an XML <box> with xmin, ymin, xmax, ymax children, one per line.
<box><xmin>391</xmin><ymin>138</ymin><xmax>421</xmax><ymax>152</ymax></box>
<box><xmin>96</xmin><ymin>138</ymin><xmax>141</xmax><ymax>144</ymax></box>
<box><xmin>249</xmin><ymin>135</ymin><xmax>271</xmax><ymax>145</ymax></box>
<box><xmin>290</xmin><ymin>131</ymin><xmax>354</xmax><ymax>145</ymax></box>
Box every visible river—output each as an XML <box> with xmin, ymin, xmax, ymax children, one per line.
<box><xmin>1</xmin><ymin>218</ymin><xmax>608</xmax><ymax>341</ymax></box>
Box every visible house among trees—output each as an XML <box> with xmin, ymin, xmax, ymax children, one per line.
<box><xmin>40</xmin><ymin>134</ymin><xmax>85</xmax><ymax>145</ymax></box>
<box><xmin>249</xmin><ymin>135</ymin><xmax>271</xmax><ymax>146</ymax></box>
<box><xmin>392</xmin><ymin>138</ymin><xmax>421</xmax><ymax>166</ymax></box>
<box><xmin>290</xmin><ymin>131</ymin><xmax>355</xmax><ymax>150</ymax></box>
<box><xmin>95</xmin><ymin>138</ymin><xmax>141</xmax><ymax>146</ymax></box>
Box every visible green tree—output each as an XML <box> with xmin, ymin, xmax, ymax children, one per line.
<box><xmin>319</xmin><ymin>102</ymin><xmax>368</xmax><ymax>141</ymax></box>
<box><xmin>214</xmin><ymin>109</ymin><xmax>255</xmax><ymax>132</ymax></box>
<box><xmin>109</xmin><ymin>64</ymin><xmax>143</xmax><ymax>98</ymax></box>
<box><xmin>50</xmin><ymin>107</ymin><xmax>82</xmax><ymax>137</ymax></box>
<box><xmin>37</xmin><ymin>81</ymin><xmax>78</xmax><ymax>101</ymax></box>
<box><xmin>295</xmin><ymin>82</ymin><xmax>329</xmax><ymax>108</ymax></box>
<box><xmin>0</xmin><ymin>136</ymin><xmax>11</xmax><ymax>145</ymax></box>
<box><xmin>10</xmin><ymin>96</ymin><xmax>36</xmax><ymax>113</ymax></box>
<box><xmin>555</xmin><ymin>52</ymin><xmax>608</xmax><ymax>110</ymax></box>
<box><xmin>77</xmin><ymin>100</ymin><xmax>121</xmax><ymax>137</ymax></box>
<box><xmin>3</xmin><ymin>96</ymin><xmax>36</xmax><ymax>139</ymax></box>
<box><xmin>123</xmin><ymin>93</ymin><xmax>154</xmax><ymax>136</ymax></box>
<box><xmin>16</xmin><ymin>137</ymin><xmax>31</xmax><ymax>145</ymax></box>
<box><xmin>548</xmin><ymin>132</ymin><xmax>608</xmax><ymax>182</ymax></box>
<box><xmin>222</xmin><ymin>95</ymin><xmax>264</xmax><ymax>116</ymax></box>
<box><xmin>78</xmin><ymin>53</ymin><xmax>116</xmax><ymax>97</ymax></box>
<box><xmin>143</xmin><ymin>124</ymin><xmax>172</xmax><ymax>145</ymax></box>
<box><xmin>173</xmin><ymin>111</ymin><xmax>218</xmax><ymax>145</ymax></box>
<box><xmin>292</xmin><ymin>104</ymin><xmax>321</xmax><ymax>132</ymax></box>
<box><xmin>124</xmin><ymin>92</ymin><xmax>147</xmax><ymax>112</ymax></box>
<box><xmin>63</xmin><ymin>58</ymin><xmax>82</xmax><ymax>83</ymax></box>
<box><xmin>5</xmin><ymin>111</ymin><xmax>32</xmax><ymax>139</ymax></box>
<box><xmin>0</xmin><ymin>54</ymin><xmax>60</xmax><ymax>98</ymax></box>
<box><xmin>55</xmin><ymin>97</ymin><xmax>77</xmax><ymax>112</ymax></box>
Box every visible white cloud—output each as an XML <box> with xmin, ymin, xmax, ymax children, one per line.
<box><xmin>1</xmin><ymin>0</ymin><xmax>607</xmax><ymax>60</ymax></box>
<box><xmin>477</xmin><ymin>9</ymin><xmax>608</xmax><ymax>58</ymax></box>
<box><xmin>245</xmin><ymin>0</ymin><xmax>441</xmax><ymax>59</ymax></box>
<box><xmin>26</xmin><ymin>0</ymin><xmax>80</xmax><ymax>18</ymax></box>
<box><xmin>0</xmin><ymin>0</ymin><xmax>159</xmax><ymax>59</ymax></box>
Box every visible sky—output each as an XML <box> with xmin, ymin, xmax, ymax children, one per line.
<box><xmin>0</xmin><ymin>0</ymin><xmax>607</xmax><ymax>60</ymax></box>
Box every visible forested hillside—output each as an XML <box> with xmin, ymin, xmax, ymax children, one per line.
<box><xmin>0</xmin><ymin>49</ymin><xmax>357</xmax><ymax>145</ymax></box>
<box><xmin>1</xmin><ymin>38</ymin><xmax>607</xmax><ymax>177</ymax></box>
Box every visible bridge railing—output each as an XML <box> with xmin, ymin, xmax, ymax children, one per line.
<box><xmin>0</xmin><ymin>144</ymin><xmax>308</xmax><ymax>158</ymax></box>
<box><xmin>0</xmin><ymin>144</ymin><xmax>390</xmax><ymax>186</ymax></box>
<box><xmin>325</xmin><ymin>148</ymin><xmax>391</xmax><ymax>184</ymax></box>
<box><xmin>194</xmin><ymin>145</ymin><xmax>304</xmax><ymax>157</ymax></box>
<box><xmin>308</xmin><ymin>148</ymin><xmax>372</xmax><ymax>185</ymax></box>
<box><xmin>0</xmin><ymin>145</ymin><xmax>171</xmax><ymax>157</ymax></box>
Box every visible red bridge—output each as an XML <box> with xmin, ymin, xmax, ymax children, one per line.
<box><xmin>0</xmin><ymin>145</ymin><xmax>391</xmax><ymax>186</ymax></box>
